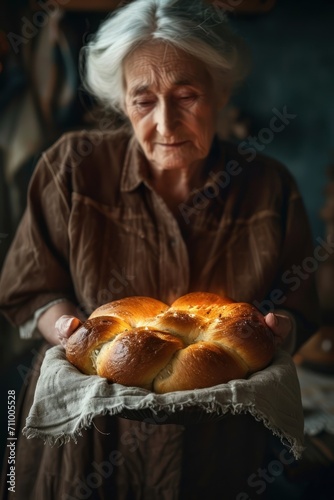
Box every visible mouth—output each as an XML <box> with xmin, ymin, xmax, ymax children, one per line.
<box><xmin>157</xmin><ymin>141</ymin><xmax>188</xmax><ymax>148</ymax></box>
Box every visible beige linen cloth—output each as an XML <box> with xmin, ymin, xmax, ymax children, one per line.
<box><xmin>23</xmin><ymin>346</ymin><xmax>305</xmax><ymax>459</ymax></box>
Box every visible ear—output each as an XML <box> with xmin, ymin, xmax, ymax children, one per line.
<box><xmin>120</xmin><ymin>72</ymin><xmax>129</xmax><ymax>117</ymax></box>
<box><xmin>120</xmin><ymin>99</ymin><xmax>128</xmax><ymax>117</ymax></box>
<box><xmin>120</xmin><ymin>85</ymin><xmax>128</xmax><ymax>116</ymax></box>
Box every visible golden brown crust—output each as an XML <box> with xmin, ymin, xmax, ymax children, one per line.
<box><xmin>65</xmin><ymin>293</ymin><xmax>275</xmax><ymax>392</ymax></box>
<box><xmin>89</xmin><ymin>296</ymin><xmax>169</xmax><ymax>327</ymax></box>
<box><xmin>153</xmin><ymin>342</ymin><xmax>249</xmax><ymax>393</ymax></box>
<box><xmin>97</xmin><ymin>328</ymin><xmax>184</xmax><ymax>390</ymax></box>
<box><xmin>65</xmin><ymin>316</ymin><xmax>131</xmax><ymax>375</ymax></box>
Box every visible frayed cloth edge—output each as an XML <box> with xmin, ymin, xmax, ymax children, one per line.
<box><xmin>22</xmin><ymin>401</ymin><xmax>304</xmax><ymax>459</ymax></box>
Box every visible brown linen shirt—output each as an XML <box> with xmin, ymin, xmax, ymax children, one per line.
<box><xmin>0</xmin><ymin>129</ymin><xmax>321</xmax><ymax>500</ymax></box>
<box><xmin>0</xmin><ymin>129</ymin><xmax>319</xmax><ymax>350</ymax></box>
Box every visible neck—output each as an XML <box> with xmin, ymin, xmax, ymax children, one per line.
<box><xmin>149</xmin><ymin>160</ymin><xmax>205</xmax><ymax>209</ymax></box>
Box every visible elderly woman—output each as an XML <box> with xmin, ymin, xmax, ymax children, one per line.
<box><xmin>0</xmin><ymin>0</ymin><xmax>319</xmax><ymax>499</ymax></box>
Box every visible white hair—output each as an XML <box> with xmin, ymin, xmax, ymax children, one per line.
<box><xmin>82</xmin><ymin>0</ymin><xmax>250</xmax><ymax>115</ymax></box>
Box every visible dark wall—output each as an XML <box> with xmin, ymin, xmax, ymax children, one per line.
<box><xmin>229</xmin><ymin>0</ymin><xmax>334</xmax><ymax>241</ymax></box>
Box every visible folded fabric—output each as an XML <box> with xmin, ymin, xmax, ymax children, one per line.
<box><xmin>23</xmin><ymin>346</ymin><xmax>305</xmax><ymax>458</ymax></box>
<box><xmin>296</xmin><ymin>365</ymin><xmax>334</xmax><ymax>436</ymax></box>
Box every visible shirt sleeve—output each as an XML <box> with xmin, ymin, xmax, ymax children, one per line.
<box><xmin>19</xmin><ymin>298</ymin><xmax>70</xmax><ymax>339</ymax></box>
<box><xmin>0</xmin><ymin>138</ymin><xmax>77</xmax><ymax>327</ymax></box>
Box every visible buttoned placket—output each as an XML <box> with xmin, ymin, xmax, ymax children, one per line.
<box><xmin>120</xmin><ymin>135</ymin><xmax>193</xmax><ymax>304</ymax></box>
<box><xmin>144</xmin><ymin>182</ymin><xmax>190</xmax><ymax>305</ymax></box>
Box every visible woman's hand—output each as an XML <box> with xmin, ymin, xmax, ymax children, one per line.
<box><xmin>37</xmin><ymin>301</ymin><xmax>83</xmax><ymax>345</ymax></box>
<box><xmin>55</xmin><ymin>316</ymin><xmax>82</xmax><ymax>347</ymax></box>
<box><xmin>264</xmin><ymin>312</ymin><xmax>294</xmax><ymax>349</ymax></box>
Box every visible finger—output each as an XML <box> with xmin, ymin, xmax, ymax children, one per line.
<box><xmin>265</xmin><ymin>313</ymin><xmax>292</xmax><ymax>348</ymax></box>
<box><xmin>55</xmin><ymin>315</ymin><xmax>82</xmax><ymax>345</ymax></box>
<box><xmin>264</xmin><ymin>312</ymin><xmax>278</xmax><ymax>331</ymax></box>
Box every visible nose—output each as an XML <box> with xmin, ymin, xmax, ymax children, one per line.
<box><xmin>155</xmin><ymin>98</ymin><xmax>178</xmax><ymax>137</ymax></box>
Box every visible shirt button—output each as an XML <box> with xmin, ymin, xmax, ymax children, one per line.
<box><xmin>169</xmin><ymin>238</ymin><xmax>176</xmax><ymax>247</ymax></box>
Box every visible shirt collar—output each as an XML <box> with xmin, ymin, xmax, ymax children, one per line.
<box><xmin>120</xmin><ymin>134</ymin><xmax>224</xmax><ymax>193</ymax></box>
<box><xmin>120</xmin><ymin>135</ymin><xmax>149</xmax><ymax>192</ymax></box>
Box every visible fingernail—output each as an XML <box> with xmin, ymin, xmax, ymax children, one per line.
<box><xmin>272</xmin><ymin>313</ymin><xmax>278</xmax><ymax>326</ymax></box>
<box><xmin>55</xmin><ymin>316</ymin><xmax>71</xmax><ymax>331</ymax></box>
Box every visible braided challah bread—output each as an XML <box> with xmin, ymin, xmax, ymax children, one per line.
<box><xmin>65</xmin><ymin>292</ymin><xmax>275</xmax><ymax>393</ymax></box>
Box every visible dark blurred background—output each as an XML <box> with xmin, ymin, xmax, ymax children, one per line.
<box><xmin>0</xmin><ymin>0</ymin><xmax>333</xmax><ymax>498</ymax></box>
<box><xmin>228</xmin><ymin>0</ymin><xmax>334</xmax><ymax>242</ymax></box>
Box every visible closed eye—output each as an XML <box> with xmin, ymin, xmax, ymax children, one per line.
<box><xmin>177</xmin><ymin>94</ymin><xmax>198</xmax><ymax>103</ymax></box>
<box><xmin>137</xmin><ymin>101</ymin><xmax>155</xmax><ymax>106</ymax></box>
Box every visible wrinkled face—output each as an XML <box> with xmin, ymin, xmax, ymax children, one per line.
<box><xmin>123</xmin><ymin>43</ymin><xmax>227</xmax><ymax>172</ymax></box>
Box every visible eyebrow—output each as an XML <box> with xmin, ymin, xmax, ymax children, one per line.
<box><xmin>129</xmin><ymin>79</ymin><xmax>196</xmax><ymax>98</ymax></box>
<box><xmin>129</xmin><ymin>85</ymin><xmax>151</xmax><ymax>98</ymax></box>
<box><xmin>174</xmin><ymin>79</ymin><xmax>195</xmax><ymax>86</ymax></box>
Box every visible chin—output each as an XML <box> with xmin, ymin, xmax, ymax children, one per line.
<box><xmin>155</xmin><ymin>160</ymin><xmax>193</xmax><ymax>171</ymax></box>
<box><xmin>150</xmin><ymin>149</ymin><xmax>203</xmax><ymax>170</ymax></box>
